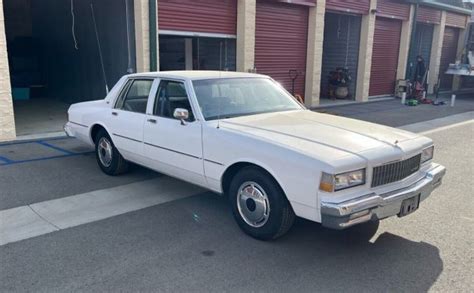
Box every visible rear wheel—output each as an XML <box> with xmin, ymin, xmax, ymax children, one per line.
<box><xmin>229</xmin><ymin>167</ymin><xmax>295</xmax><ymax>240</ymax></box>
<box><xmin>95</xmin><ymin>129</ymin><xmax>129</xmax><ymax>175</ymax></box>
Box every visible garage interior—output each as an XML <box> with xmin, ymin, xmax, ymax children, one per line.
<box><xmin>3</xmin><ymin>0</ymin><xmax>135</xmax><ymax>136</ymax></box>
<box><xmin>462</xmin><ymin>25</ymin><xmax>474</xmax><ymax>89</ymax></box>
<box><xmin>439</xmin><ymin>26</ymin><xmax>460</xmax><ymax>90</ymax></box>
<box><xmin>407</xmin><ymin>25</ymin><xmax>434</xmax><ymax>83</ymax></box>
<box><xmin>320</xmin><ymin>12</ymin><xmax>361</xmax><ymax>101</ymax></box>
<box><xmin>159</xmin><ymin>35</ymin><xmax>236</xmax><ymax>71</ymax></box>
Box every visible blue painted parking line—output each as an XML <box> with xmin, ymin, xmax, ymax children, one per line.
<box><xmin>0</xmin><ymin>156</ymin><xmax>14</xmax><ymax>165</ymax></box>
<box><xmin>36</xmin><ymin>141</ymin><xmax>76</xmax><ymax>155</ymax></box>
<box><xmin>0</xmin><ymin>137</ymin><xmax>94</xmax><ymax>167</ymax></box>
<box><xmin>0</xmin><ymin>151</ymin><xmax>94</xmax><ymax>166</ymax></box>
<box><xmin>0</xmin><ymin>136</ymin><xmax>72</xmax><ymax>147</ymax></box>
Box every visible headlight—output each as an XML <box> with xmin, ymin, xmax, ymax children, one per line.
<box><xmin>319</xmin><ymin>169</ymin><xmax>366</xmax><ymax>192</ymax></box>
<box><xmin>421</xmin><ymin>146</ymin><xmax>434</xmax><ymax>163</ymax></box>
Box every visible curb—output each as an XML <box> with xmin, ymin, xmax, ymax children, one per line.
<box><xmin>11</xmin><ymin>131</ymin><xmax>67</xmax><ymax>143</ymax></box>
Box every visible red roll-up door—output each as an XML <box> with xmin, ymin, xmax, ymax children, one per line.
<box><xmin>255</xmin><ymin>1</ymin><xmax>308</xmax><ymax>97</ymax></box>
<box><xmin>439</xmin><ymin>27</ymin><xmax>459</xmax><ymax>90</ymax></box>
<box><xmin>376</xmin><ymin>0</ymin><xmax>411</xmax><ymax>20</ymax></box>
<box><xmin>326</xmin><ymin>0</ymin><xmax>370</xmax><ymax>14</ymax></box>
<box><xmin>446</xmin><ymin>12</ymin><xmax>468</xmax><ymax>29</ymax></box>
<box><xmin>369</xmin><ymin>17</ymin><xmax>402</xmax><ymax>96</ymax></box>
<box><xmin>416</xmin><ymin>6</ymin><xmax>441</xmax><ymax>24</ymax></box>
<box><xmin>158</xmin><ymin>0</ymin><xmax>237</xmax><ymax>35</ymax></box>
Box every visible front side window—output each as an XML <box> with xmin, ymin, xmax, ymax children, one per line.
<box><xmin>192</xmin><ymin>78</ymin><xmax>303</xmax><ymax>120</ymax></box>
<box><xmin>116</xmin><ymin>79</ymin><xmax>154</xmax><ymax>114</ymax></box>
<box><xmin>154</xmin><ymin>80</ymin><xmax>194</xmax><ymax>121</ymax></box>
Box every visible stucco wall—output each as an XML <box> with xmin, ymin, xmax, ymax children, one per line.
<box><xmin>305</xmin><ymin>0</ymin><xmax>326</xmax><ymax>107</ymax></box>
<box><xmin>0</xmin><ymin>0</ymin><xmax>16</xmax><ymax>141</ymax></box>
<box><xmin>236</xmin><ymin>0</ymin><xmax>256</xmax><ymax>73</ymax></box>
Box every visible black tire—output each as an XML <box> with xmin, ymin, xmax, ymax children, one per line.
<box><xmin>228</xmin><ymin>166</ymin><xmax>295</xmax><ymax>240</ymax></box>
<box><xmin>94</xmin><ymin>129</ymin><xmax>129</xmax><ymax>176</ymax></box>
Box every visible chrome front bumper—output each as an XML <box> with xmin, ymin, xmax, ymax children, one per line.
<box><xmin>320</xmin><ymin>163</ymin><xmax>446</xmax><ymax>229</ymax></box>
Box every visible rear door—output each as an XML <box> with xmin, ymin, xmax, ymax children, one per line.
<box><xmin>143</xmin><ymin>79</ymin><xmax>205</xmax><ymax>186</ymax></box>
<box><xmin>107</xmin><ymin>78</ymin><xmax>155</xmax><ymax>162</ymax></box>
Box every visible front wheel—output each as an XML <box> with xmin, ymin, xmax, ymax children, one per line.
<box><xmin>229</xmin><ymin>167</ymin><xmax>295</xmax><ymax>240</ymax></box>
<box><xmin>95</xmin><ymin>129</ymin><xmax>129</xmax><ymax>176</ymax></box>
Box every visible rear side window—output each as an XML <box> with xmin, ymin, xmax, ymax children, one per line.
<box><xmin>115</xmin><ymin>79</ymin><xmax>153</xmax><ymax>114</ymax></box>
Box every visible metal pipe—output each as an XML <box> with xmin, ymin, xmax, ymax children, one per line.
<box><xmin>125</xmin><ymin>0</ymin><xmax>134</xmax><ymax>73</ymax></box>
<box><xmin>149</xmin><ymin>0</ymin><xmax>158</xmax><ymax>71</ymax></box>
<box><xmin>406</xmin><ymin>3</ymin><xmax>419</xmax><ymax>81</ymax></box>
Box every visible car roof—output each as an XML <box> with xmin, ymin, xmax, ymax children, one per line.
<box><xmin>126</xmin><ymin>70</ymin><xmax>269</xmax><ymax>81</ymax></box>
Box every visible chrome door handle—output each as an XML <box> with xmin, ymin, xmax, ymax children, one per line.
<box><xmin>147</xmin><ymin>118</ymin><xmax>157</xmax><ymax>124</ymax></box>
<box><xmin>111</xmin><ymin>111</ymin><xmax>118</xmax><ymax>116</ymax></box>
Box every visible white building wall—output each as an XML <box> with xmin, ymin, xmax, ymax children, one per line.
<box><xmin>0</xmin><ymin>0</ymin><xmax>16</xmax><ymax>141</ymax></box>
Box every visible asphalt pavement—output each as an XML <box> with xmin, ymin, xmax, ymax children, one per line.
<box><xmin>316</xmin><ymin>93</ymin><xmax>474</xmax><ymax>127</ymax></box>
<box><xmin>0</xmin><ymin>137</ymin><xmax>157</xmax><ymax>210</ymax></box>
<box><xmin>0</xmin><ymin>119</ymin><xmax>473</xmax><ymax>292</ymax></box>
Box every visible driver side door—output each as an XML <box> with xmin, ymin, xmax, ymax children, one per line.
<box><xmin>143</xmin><ymin>79</ymin><xmax>206</xmax><ymax>186</ymax></box>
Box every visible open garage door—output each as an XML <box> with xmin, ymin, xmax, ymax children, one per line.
<box><xmin>369</xmin><ymin>17</ymin><xmax>402</xmax><ymax>97</ymax></box>
<box><xmin>4</xmin><ymin>0</ymin><xmax>135</xmax><ymax>136</ymax></box>
<box><xmin>255</xmin><ymin>0</ymin><xmax>308</xmax><ymax>97</ymax></box>
<box><xmin>407</xmin><ymin>23</ymin><xmax>434</xmax><ymax>80</ymax></box>
<box><xmin>158</xmin><ymin>0</ymin><xmax>237</xmax><ymax>71</ymax></box>
<box><xmin>320</xmin><ymin>12</ymin><xmax>361</xmax><ymax>100</ymax></box>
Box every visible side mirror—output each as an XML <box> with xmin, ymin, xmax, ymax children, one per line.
<box><xmin>173</xmin><ymin>108</ymin><xmax>189</xmax><ymax>125</ymax></box>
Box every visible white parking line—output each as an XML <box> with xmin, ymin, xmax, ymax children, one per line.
<box><xmin>399</xmin><ymin>111</ymin><xmax>473</xmax><ymax>134</ymax></box>
<box><xmin>0</xmin><ymin>206</ymin><xmax>59</xmax><ymax>245</ymax></box>
<box><xmin>0</xmin><ymin>177</ymin><xmax>205</xmax><ymax>246</ymax></box>
<box><xmin>419</xmin><ymin>120</ymin><xmax>474</xmax><ymax>135</ymax></box>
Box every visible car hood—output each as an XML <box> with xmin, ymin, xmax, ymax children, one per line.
<box><xmin>220</xmin><ymin>110</ymin><xmax>422</xmax><ymax>159</ymax></box>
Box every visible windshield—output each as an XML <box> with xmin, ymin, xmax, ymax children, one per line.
<box><xmin>192</xmin><ymin>78</ymin><xmax>303</xmax><ymax>120</ymax></box>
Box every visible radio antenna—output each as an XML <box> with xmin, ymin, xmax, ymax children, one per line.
<box><xmin>217</xmin><ymin>71</ymin><xmax>221</xmax><ymax>129</ymax></box>
<box><xmin>90</xmin><ymin>3</ymin><xmax>109</xmax><ymax>94</ymax></box>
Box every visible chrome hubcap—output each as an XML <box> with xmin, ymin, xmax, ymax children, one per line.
<box><xmin>98</xmin><ymin>137</ymin><xmax>113</xmax><ymax>167</ymax></box>
<box><xmin>237</xmin><ymin>181</ymin><xmax>270</xmax><ymax>228</ymax></box>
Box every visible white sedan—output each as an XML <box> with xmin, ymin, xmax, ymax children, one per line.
<box><xmin>65</xmin><ymin>71</ymin><xmax>446</xmax><ymax>240</ymax></box>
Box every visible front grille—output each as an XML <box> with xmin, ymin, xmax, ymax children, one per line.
<box><xmin>371</xmin><ymin>154</ymin><xmax>421</xmax><ymax>187</ymax></box>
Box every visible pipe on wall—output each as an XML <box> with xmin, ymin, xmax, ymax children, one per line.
<box><xmin>149</xmin><ymin>0</ymin><xmax>158</xmax><ymax>71</ymax></box>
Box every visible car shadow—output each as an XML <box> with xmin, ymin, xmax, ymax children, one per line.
<box><xmin>0</xmin><ymin>191</ymin><xmax>443</xmax><ymax>292</ymax></box>
<box><xmin>195</xmin><ymin>193</ymin><xmax>444</xmax><ymax>292</ymax></box>
<box><xmin>258</xmin><ymin>218</ymin><xmax>443</xmax><ymax>292</ymax></box>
